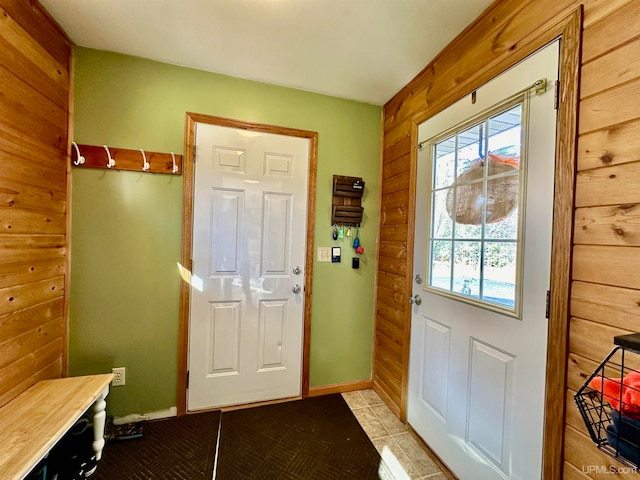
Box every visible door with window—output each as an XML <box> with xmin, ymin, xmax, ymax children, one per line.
<box><xmin>408</xmin><ymin>41</ymin><xmax>559</xmax><ymax>479</ymax></box>
<box><xmin>188</xmin><ymin>122</ymin><xmax>311</xmax><ymax>411</ymax></box>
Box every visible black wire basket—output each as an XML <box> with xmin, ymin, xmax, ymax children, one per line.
<box><xmin>575</xmin><ymin>333</ymin><xmax>640</xmax><ymax>468</ymax></box>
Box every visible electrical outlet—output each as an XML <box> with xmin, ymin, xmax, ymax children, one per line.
<box><xmin>112</xmin><ymin>367</ymin><xmax>126</xmax><ymax>387</ymax></box>
<box><xmin>317</xmin><ymin>247</ymin><xmax>331</xmax><ymax>262</ymax></box>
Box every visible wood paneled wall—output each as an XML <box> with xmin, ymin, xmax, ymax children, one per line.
<box><xmin>0</xmin><ymin>1</ymin><xmax>71</xmax><ymax>408</ymax></box>
<box><xmin>566</xmin><ymin>1</ymin><xmax>640</xmax><ymax>478</ymax></box>
<box><xmin>375</xmin><ymin>0</ymin><xmax>640</xmax><ymax>478</ymax></box>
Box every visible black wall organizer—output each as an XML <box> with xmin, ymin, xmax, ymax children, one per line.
<box><xmin>575</xmin><ymin>333</ymin><xmax>640</xmax><ymax>468</ymax></box>
<box><xmin>331</xmin><ymin>175</ymin><xmax>364</xmax><ymax>226</ymax></box>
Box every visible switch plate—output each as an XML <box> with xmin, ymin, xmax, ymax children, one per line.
<box><xmin>317</xmin><ymin>247</ymin><xmax>331</xmax><ymax>262</ymax></box>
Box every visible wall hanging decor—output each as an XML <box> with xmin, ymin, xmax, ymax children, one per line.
<box><xmin>331</xmin><ymin>175</ymin><xmax>364</xmax><ymax>226</ymax></box>
<box><xmin>446</xmin><ymin>153</ymin><xmax>519</xmax><ymax>225</ymax></box>
<box><xmin>70</xmin><ymin>143</ymin><xmax>182</xmax><ymax>175</ymax></box>
<box><xmin>575</xmin><ymin>333</ymin><xmax>640</xmax><ymax>468</ymax></box>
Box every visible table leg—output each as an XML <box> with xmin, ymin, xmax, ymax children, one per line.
<box><xmin>92</xmin><ymin>387</ymin><xmax>109</xmax><ymax>460</ymax></box>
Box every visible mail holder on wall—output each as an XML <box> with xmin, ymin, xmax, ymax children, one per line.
<box><xmin>332</xmin><ymin>175</ymin><xmax>364</xmax><ymax>226</ymax></box>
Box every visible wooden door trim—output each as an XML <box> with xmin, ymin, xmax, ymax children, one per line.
<box><xmin>176</xmin><ymin>113</ymin><xmax>318</xmax><ymax>415</ymax></box>
<box><xmin>404</xmin><ymin>8</ymin><xmax>581</xmax><ymax>479</ymax></box>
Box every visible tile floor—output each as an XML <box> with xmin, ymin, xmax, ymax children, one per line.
<box><xmin>342</xmin><ymin>389</ymin><xmax>448</xmax><ymax>480</ymax></box>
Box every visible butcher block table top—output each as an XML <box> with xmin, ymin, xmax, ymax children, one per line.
<box><xmin>0</xmin><ymin>374</ymin><xmax>113</xmax><ymax>480</ymax></box>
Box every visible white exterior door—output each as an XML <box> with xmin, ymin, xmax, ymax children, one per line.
<box><xmin>408</xmin><ymin>42</ymin><xmax>559</xmax><ymax>479</ymax></box>
<box><xmin>188</xmin><ymin>123</ymin><xmax>310</xmax><ymax>410</ymax></box>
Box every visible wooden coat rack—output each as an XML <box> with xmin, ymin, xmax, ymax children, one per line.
<box><xmin>71</xmin><ymin>143</ymin><xmax>182</xmax><ymax>175</ymax></box>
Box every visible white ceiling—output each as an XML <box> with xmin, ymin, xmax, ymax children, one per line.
<box><xmin>40</xmin><ymin>0</ymin><xmax>494</xmax><ymax>106</ymax></box>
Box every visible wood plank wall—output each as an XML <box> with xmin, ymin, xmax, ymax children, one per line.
<box><xmin>0</xmin><ymin>1</ymin><xmax>71</xmax><ymax>408</ymax></box>
<box><xmin>375</xmin><ymin>0</ymin><xmax>640</xmax><ymax>477</ymax></box>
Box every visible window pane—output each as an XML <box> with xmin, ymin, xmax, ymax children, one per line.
<box><xmin>486</xmin><ymin>205</ymin><xmax>518</xmax><ymax>240</ymax></box>
<box><xmin>425</xmin><ymin>100</ymin><xmax>524</xmax><ymax>313</ymax></box>
<box><xmin>488</xmin><ymin>105</ymin><xmax>522</xmax><ymax>157</ymax></box>
<box><xmin>430</xmin><ymin>240</ymin><xmax>452</xmax><ymax>290</ymax></box>
<box><xmin>432</xmin><ymin>190</ymin><xmax>452</xmax><ymax>239</ymax></box>
<box><xmin>456</xmin><ymin>123</ymin><xmax>484</xmax><ymax>178</ymax></box>
<box><xmin>485</xmin><ymin>174</ymin><xmax>519</xmax><ymax>234</ymax></box>
<box><xmin>450</xmin><ymin>183</ymin><xmax>483</xmax><ymax>236</ymax></box>
<box><xmin>453</xmin><ymin>241</ymin><xmax>480</xmax><ymax>298</ymax></box>
<box><xmin>434</xmin><ymin>136</ymin><xmax>456</xmax><ymax>189</ymax></box>
<box><xmin>482</xmin><ymin>242</ymin><xmax>517</xmax><ymax>308</ymax></box>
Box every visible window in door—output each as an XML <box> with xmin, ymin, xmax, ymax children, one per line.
<box><xmin>426</xmin><ymin>99</ymin><xmax>526</xmax><ymax>316</ymax></box>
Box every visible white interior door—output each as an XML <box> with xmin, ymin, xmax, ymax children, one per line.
<box><xmin>408</xmin><ymin>41</ymin><xmax>559</xmax><ymax>480</ymax></box>
<box><xmin>188</xmin><ymin>123</ymin><xmax>310</xmax><ymax>411</ymax></box>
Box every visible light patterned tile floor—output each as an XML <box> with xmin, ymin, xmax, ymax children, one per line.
<box><xmin>342</xmin><ymin>390</ymin><xmax>448</xmax><ymax>480</ymax></box>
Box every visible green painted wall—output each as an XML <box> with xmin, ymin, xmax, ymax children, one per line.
<box><xmin>71</xmin><ymin>47</ymin><xmax>382</xmax><ymax>416</ymax></box>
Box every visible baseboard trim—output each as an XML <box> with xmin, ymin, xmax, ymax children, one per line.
<box><xmin>406</xmin><ymin>424</ymin><xmax>458</xmax><ymax>480</ymax></box>
<box><xmin>308</xmin><ymin>379</ymin><xmax>374</xmax><ymax>397</ymax></box>
<box><xmin>113</xmin><ymin>406</ymin><xmax>177</xmax><ymax>425</ymax></box>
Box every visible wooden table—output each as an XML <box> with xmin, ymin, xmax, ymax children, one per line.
<box><xmin>0</xmin><ymin>374</ymin><xmax>114</xmax><ymax>480</ymax></box>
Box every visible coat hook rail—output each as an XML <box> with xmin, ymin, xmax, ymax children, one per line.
<box><xmin>140</xmin><ymin>149</ymin><xmax>150</xmax><ymax>171</ymax></box>
<box><xmin>72</xmin><ymin>142</ymin><xmax>85</xmax><ymax>166</ymax></box>
<box><xmin>103</xmin><ymin>145</ymin><xmax>116</xmax><ymax>168</ymax></box>
<box><xmin>70</xmin><ymin>143</ymin><xmax>182</xmax><ymax>175</ymax></box>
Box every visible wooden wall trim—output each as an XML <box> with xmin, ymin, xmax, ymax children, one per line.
<box><xmin>63</xmin><ymin>43</ymin><xmax>75</xmax><ymax>377</ymax></box>
<box><xmin>308</xmin><ymin>379</ymin><xmax>374</xmax><ymax>397</ymax></box>
<box><xmin>177</xmin><ymin>113</ymin><xmax>318</xmax><ymax>415</ymax></box>
<box><xmin>543</xmin><ymin>8</ymin><xmax>582</xmax><ymax>480</ymax></box>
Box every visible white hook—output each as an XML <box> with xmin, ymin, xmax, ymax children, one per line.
<box><xmin>171</xmin><ymin>152</ymin><xmax>178</xmax><ymax>174</ymax></box>
<box><xmin>72</xmin><ymin>142</ymin><xmax>85</xmax><ymax>166</ymax></box>
<box><xmin>103</xmin><ymin>145</ymin><xmax>116</xmax><ymax>168</ymax></box>
<box><xmin>140</xmin><ymin>149</ymin><xmax>150</xmax><ymax>171</ymax></box>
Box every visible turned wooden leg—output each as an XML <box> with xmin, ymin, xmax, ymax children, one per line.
<box><xmin>92</xmin><ymin>386</ymin><xmax>109</xmax><ymax>460</ymax></box>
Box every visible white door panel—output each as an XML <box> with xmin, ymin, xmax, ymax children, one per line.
<box><xmin>188</xmin><ymin>124</ymin><xmax>309</xmax><ymax>410</ymax></box>
<box><xmin>408</xmin><ymin>41</ymin><xmax>559</xmax><ymax>480</ymax></box>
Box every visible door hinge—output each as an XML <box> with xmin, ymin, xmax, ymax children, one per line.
<box><xmin>545</xmin><ymin>290</ymin><xmax>551</xmax><ymax>319</ymax></box>
<box><xmin>554</xmin><ymin>80</ymin><xmax>560</xmax><ymax>110</ymax></box>
<box><xmin>186</xmin><ymin>370</ymin><xmax>189</xmax><ymax>389</ymax></box>
<box><xmin>192</xmin><ymin>147</ymin><xmax>197</xmax><ymax>162</ymax></box>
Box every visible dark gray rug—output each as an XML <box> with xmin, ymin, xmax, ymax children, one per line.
<box><xmin>94</xmin><ymin>411</ymin><xmax>220</xmax><ymax>479</ymax></box>
<box><xmin>215</xmin><ymin>394</ymin><xmax>381</xmax><ymax>479</ymax></box>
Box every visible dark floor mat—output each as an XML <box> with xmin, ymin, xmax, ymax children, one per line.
<box><xmin>94</xmin><ymin>411</ymin><xmax>220</xmax><ymax>480</ymax></box>
<box><xmin>215</xmin><ymin>394</ymin><xmax>381</xmax><ymax>479</ymax></box>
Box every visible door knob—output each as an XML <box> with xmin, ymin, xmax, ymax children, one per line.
<box><xmin>293</xmin><ymin>266</ymin><xmax>302</xmax><ymax>275</ymax></box>
<box><xmin>409</xmin><ymin>294</ymin><xmax>422</xmax><ymax>306</ymax></box>
<box><xmin>292</xmin><ymin>284</ymin><xmax>302</xmax><ymax>294</ymax></box>
<box><xmin>415</xmin><ymin>274</ymin><xmax>423</xmax><ymax>285</ymax></box>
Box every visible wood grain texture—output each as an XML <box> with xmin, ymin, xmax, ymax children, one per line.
<box><xmin>569</xmin><ymin>316</ymin><xmax>634</xmax><ymax>365</ymax></box>
<box><xmin>0</xmin><ymin>1</ymin><xmax>70</xmax><ymax>409</ymax></box>
<box><xmin>575</xmin><ymin>204</ymin><xmax>640</xmax><ymax>246</ymax></box>
<box><xmin>565</xmin><ymin>425</ymin><xmax>639</xmax><ymax>479</ymax></box>
<box><xmin>573</xmin><ymin>244</ymin><xmax>640</xmax><ymax>289</ymax></box>
<box><xmin>567</xmin><ymin>352</ymin><xmax>599</xmax><ymax>392</ymax></box>
<box><xmin>0</xmin><ymin>374</ymin><xmax>113</xmax><ymax>480</ymax></box>
<box><xmin>578</xmin><ymin>118</ymin><xmax>640</xmax><ymax>171</ymax></box>
<box><xmin>571</xmin><ymin>280</ymin><xmax>640</xmax><ymax>330</ymax></box>
<box><xmin>543</xmin><ymin>12</ymin><xmax>582</xmax><ymax>480</ymax></box>
<box><xmin>582</xmin><ymin>0</ymin><xmax>640</xmax><ymax>63</ymax></box>
<box><xmin>581</xmin><ymin>36</ymin><xmax>640</xmax><ymax>99</ymax></box>
<box><xmin>579</xmin><ymin>77</ymin><xmax>640</xmax><ymax>135</ymax></box>
<box><xmin>582</xmin><ymin>0</ymin><xmax>634</xmax><ymax>28</ymax></box>
<box><xmin>177</xmin><ymin>113</ymin><xmax>318</xmax><ymax>414</ymax></box>
<box><xmin>576</xmin><ymin>161</ymin><xmax>640</xmax><ymax>207</ymax></box>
